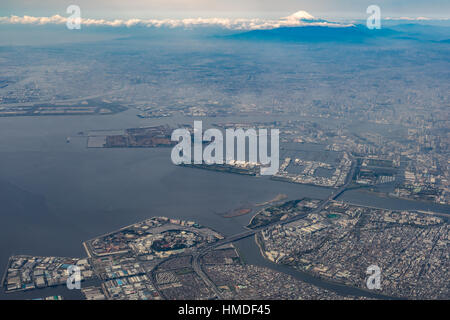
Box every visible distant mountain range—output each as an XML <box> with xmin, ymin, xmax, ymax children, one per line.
<box><xmin>228</xmin><ymin>24</ymin><xmax>450</xmax><ymax>43</ymax></box>
<box><xmin>229</xmin><ymin>25</ymin><xmax>399</xmax><ymax>43</ymax></box>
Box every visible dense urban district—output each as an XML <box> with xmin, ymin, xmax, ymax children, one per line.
<box><xmin>258</xmin><ymin>201</ymin><xmax>449</xmax><ymax>299</ymax></box>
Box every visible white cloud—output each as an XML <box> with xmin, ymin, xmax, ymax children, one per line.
<box><xmin>0</xmin><ymin>14</ymin><xmax>67</xmax><ymax>25</ymax></box>
<box><xmin>0</xmin><ymin>11</ymin><xmax>354</xmax><ymax>30</ymax></box>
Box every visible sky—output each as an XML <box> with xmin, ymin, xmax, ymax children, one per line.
<box><xmin>1</xmin><ymin>0</ymin><xmax>449</xmax><ymax>20</ymax></box>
